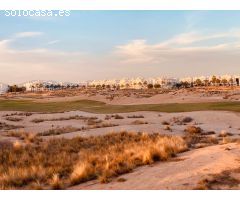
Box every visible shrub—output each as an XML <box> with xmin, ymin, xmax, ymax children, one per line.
<box><xmin>127</xmin><ymin>115</ymin><xmax>144</xmax><ymax>119</ymax></box>
<box><xmin>161</xmin><ymin>121</ymin><xmax>170</xmax><ymax>125</ymax></box>
<box><xmin>38</xmin><ymin>126</ymin><xmax>82</xmax><ymax>136</ymax></box>
<box><xmin>131</xmin><ymin>120</ymin><xmax>148</xmax><ymax>125</ymax></box>
<box><xmin>5</xmin><ymin>117</ymin><xmax>23</xmax><ymax>122</ymax></box>
<box><xmin>184</xmin><ymin>126</ymin><xmax>202</xmax><ymax>134</ymax></box>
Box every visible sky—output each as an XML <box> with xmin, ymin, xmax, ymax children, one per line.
<box><xmin>0</xmin><ymin>11</ymin><xmax>240</xmax><ymax>84</ymax></box>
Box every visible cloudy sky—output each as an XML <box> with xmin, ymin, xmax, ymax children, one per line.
<box><xmin>0</xmin><ymin>11</ymin><xmax>240</xmax><ymax>84</ymax></box>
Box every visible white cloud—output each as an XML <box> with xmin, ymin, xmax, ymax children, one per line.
<box><xmin>14</xmin><ymin>32</ymin><xmax>44</xmax><ymax>38</ymax></box>
<box><xmin>47</xmin><ymin>40</ymin><xmax>60</xmax><ymax>45</ymax></box>
<box><xmin>115</xmin><ymin>29</ymin><xmax>240</xmax><ymax>64</ymax></box>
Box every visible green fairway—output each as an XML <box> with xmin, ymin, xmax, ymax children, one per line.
<box><xmin>0</xmin><ymin>99</ymin><xmax>239</xmax><ymax>113</ymax></box>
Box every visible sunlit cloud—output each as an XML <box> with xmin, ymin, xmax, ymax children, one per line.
<box><xmin>14</xmin><ymin>32</ymin><xmax>44</xmax><ymax>38</ymax></box>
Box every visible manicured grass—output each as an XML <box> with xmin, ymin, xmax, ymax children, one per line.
<box><xmin>0</xmin><ymin>99</ymin><xmax>239</xmax><ymax>113</ymax></box>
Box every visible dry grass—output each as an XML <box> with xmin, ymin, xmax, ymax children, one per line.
<box><xmin>38</xmin><ymin>126</ymin><xmax>83</xmax><ymax>136</ymax></box>
<box><xmin>183</xmin><ymin>126</ymin><xmax>218</xmax><ymax>148</ymax></box>
<box><xmin>49</xmin><ymin>174</ymin><xmax>63</xmax><ymax>190</ymax></box>
<box><xmin>88</xmin><ymin>122</ymin><xmax>119</xmax><ymax>129</ymax></box>
<box><xmin>5</xmin><ymin>131</ymin><xmax>42</xmax><ymax>144</ymax></box>
<box><xmin>0</xmin><ymin>131</ymin><xmax>187</xmax><ymax>189</ymax></box>
<box><xmin>171</xmin><ymin>116</ymin><xmax>193</xmax><ymax>125</ymax></box>
<box><xmin>86</xmin><ymin>118</ymin><xmax>103</xmax><ymax>126</ymax></box>
<box><xmin>218</xmin><ymin>130</ymin><xmax>233</xmax><ymax>137</ymax></box>
<box><xmin>127</xmin><ymin>115</ymin><xmax>144</xmax><ymax>119</ymax></box>
<box><xmin>31</xmin><ymin>115</ymin><xmax>98</xmax><ymax>123</ymax></box>
<box><xmin>5</xmin><ymin>117</ymin><xmax>23</xmax><ymax>122</ymax></box>
<box><xmin>164</xmin><ymin>125</ymin><xmax>172</xmax><ymax>131</ymax></box>
<box><xmin>131</xmin><ymin>120</ymin><xmax>148</xmax><ymax>125</ymax></box>
<box><xmin>3</xmin><ymin>112</ymin><xmax>33</xmax><ymax>117</ymax></box>
<box><xmin>113</xmin><ymin>114</ymin><xmax>124</xmax><ymax>119</ymax></box>
<box><xmin>161</xmin><ymin>121</ymin><xmax>170</xmax><ymax>125</ymax></box>
<box><xmin>0</xmin><ymin>122</ymin><xmax>24</xmax><ymax>131</ymax></box>
<box><xmin>105</xmin><ymin>114</ymin><xmax>124</xmax><ymax>120</ymax></box>
<box><xmin>31</xmin><ymin>119</ymin><xmax>45</xmax><ymax>123</ymax></box>
<box><xmin>184</xmin><ymin>126</ymin><xmax>202</xmax><ymax>134</ymax></box>
<box><xmin>195</xmin><ymin>168</ymin><xmax>240</xmax><ymax>190</ymax></box>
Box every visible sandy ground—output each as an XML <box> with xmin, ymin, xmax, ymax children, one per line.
<box><xmin>0</xmin><ymin>111</ymin><xmax>240</xmax><ymax>140</ymax></box>
<box><xmin>2</xmin><ymin>87</ymin><xmax>239</xmax><ymax>105</ymax></box>
<box><xmin>70</xmin><ymin>142</ymin><xmax>240</xmax><ymax>190</ymax></box>
<box><xmin>1</xmin><ymin>107</ymin><xmax>240</xmax><ymax>190</ymax></box>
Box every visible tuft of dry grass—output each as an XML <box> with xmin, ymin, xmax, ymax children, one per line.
<box><xmin>38</xmin><ymin>126</ymin><xmax>82</xmax><ymax>136</ymax></box>
<box><xmin>218</xmin><ymin>130</ymin><xmax>233</xmax><ymax>137</ymax></box>
<box><xmin>5</xmin><ymin>131</ymin><xmax>42</xmax><ymax>144</ymax></box>
<box><xmin>87</xmin><ymin>118</ymin><xmax>103</xmax><ymax>126</ymax></box>
<box><xmin>88</xmin><ymin>122</ymin><xmax>118</xmax><ymax>129</ymax></box>
<box><xmin>164</xmin><ymin>125</ymin><xmax>172</xmax><ymax>131</ymax></box>
<box><xmin>5</xmin><ymin>117</ymin><xmax>23</xmax><ymax>122</ymax></box>
<box><xmin>0</xmin><ymin>122</ymin><xmax>24</xmax><ymax>131</ymax></box>
<box><xmin>161</xmin><ymin>121</ymin><xmax>170</xmax><ymax>125</ymax></box>
<box><xmin>31</xmin><ymin>119</ymin><xmax>44</xmax><ymax>123</ymax></box>
<box><xmin>3</xmin><ymin>112</ymin><xmax>33</xmax><ymax>117</ymax></box>
<box><xmin>49</xmin><ymin>174</ymin><xmax>63</xmax><ymax>190</ymax></box>
<box><xmin>127</xmin><ymin>115</ymin><xmax>144</xmax><ymax>119</ymax></box>
<box><xmin>131</xmin><ymin>120</ymin><xmax>148</xmax><ymax>125</ymax></box>
<box><xmin>0</xmin><ymin>131</ymin><xmax>187</xmax><ymax>189</ymax></box>
<box><xmin>113</xmin><ymin>114</ymin><xmax>124</xmax><ymax>119</ymax></box>
<box><xmin>31</xmin><ymin>115</ymin><xmax>98</xmax><ymax>123</ymax></box>
<box><xmin>184</xmin><ymin>126</ymin><xmax>202</xmax><ymax>134</ymax></box>
<box><xmin>195</xmin><ymin>168</ymin><xmax>240</xmax><ymax>190</ymax></box>
<box><xmin>171</xmin><ymin>116</ymin><xmax>193</xmax><ymax>125</ymax></box>
<box><xmin>105</xmin><ymin>114</ymin><xmax>124</xmax><ymax>120</ymax></box>
<box><xmin>183</xmin><ymin>126</ymin><xmax>218</xmax><ymax>148</ymax></box>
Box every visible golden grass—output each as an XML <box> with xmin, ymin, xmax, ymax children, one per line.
<box><xmin>5</xmin><ymin>131</ymin><xmax>41</xmax><ymax>144</ymax></box>
<box><xmin>0</xmin><ymin>131</ymin><xmax>187</xmax><ymax>189</ymax></box>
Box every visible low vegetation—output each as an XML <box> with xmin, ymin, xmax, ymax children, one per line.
<box><xmin>0</xmin><ymin>122</ymin><xmax>24</xmax><ymax>131</ymax></box>
<box><xmin>195</xmin><ymin>168</ymin><xmax>240</xmax><ymax>190</ymax></box>
<box><xmin>3</xmin><ymin>112</ymin><xmax>33</xmax><ymax>117</ymax></box>
<box><xmin>162</xmin><ymin>121</ymin><xmax>170</xmax><ymax>125</ymax></box>
<box><xmin>31</xmin><ymin>115</ymin><xmax>98</xmax><ymax>123</ymax></box>
<box><xmin>38</xmin><ymin>126</ymin><xmax>83</xmax><ymax>136</ymax></box>
<box><xmin>183</xmin><ymin>126</ymin><xmax>218</xmax><ymax>148</ymax></box>
<box><xmin>0</xmin><ymin>131</ymin><xmax>187</xmax><ymax>189</ymax></box>
<box><xmin>5</xmin><ymin>117</ymin><xmax>23</xmax><ymax>122</ymax></box>
<box><xmin>5</xmin><ymin>131</ymin><xmax>41</xmax><ymax>144</ymax></box>
<box><xmin>131</xmin><ymin>120</ymin><xmax>148</xmax><ymax>125</ymax></box>
<box><xmin>218</xmin><ymin>130</ymin><xmax>233</xmax><ymax>137</ymax></box>
<box><xmin>127</xmin><ymin>115</ymin><xmax>144</xmax><ymax>118</ymax></box>
<box><xmin>171</xmin><ymin>116</ymin><xmax>193</xmax><ymax>125</ymax></box>
<box><xmin>0</xmin><ymin>100</ymin><xmax>239</xmax><ymax>113</ymax></box>
<box><xmin>88</xmin><ymin>122</ymin><xmax>118</xmax><ymax>129</ymax></box>
<box><xmin>105</xmin><ymin>114</ymin><xmax>124</xmax><ymax>120</ymax></box>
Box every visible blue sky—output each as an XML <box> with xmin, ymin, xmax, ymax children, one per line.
<box><xmin>0</xmin><ymin>11</ymin><xmax>240</xmax><ymax>83</ymax></box>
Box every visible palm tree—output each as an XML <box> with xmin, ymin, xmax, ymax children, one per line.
<box><xmin>195</xmin><ymin>79</ymin><xmax>202</xmax><ymax>86</ymax></box>
<box><xmin>221</xmin><ymin>79</ymin><xmax>227</xmax><ymax>86</ymax></box>
<box><xmin>211</xmin><ymin>76</ymin><xmax>217</xmax><ymax>86</ymax></box>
